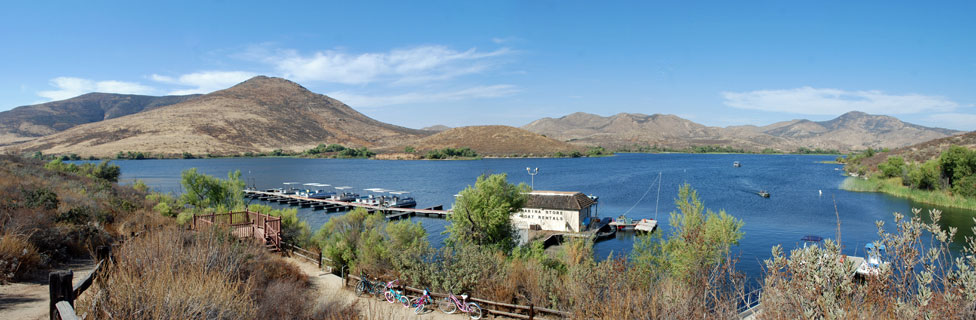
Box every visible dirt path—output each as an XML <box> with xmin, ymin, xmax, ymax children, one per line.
<box><xmin>284</xmin><ymin>257</ymin><xmax>474</xmax><ymax>320</ymax></box>
<box><xmin>0</xmin><ymin>258</ymin><xmax>97</xmax><ymax>320</ymax></box>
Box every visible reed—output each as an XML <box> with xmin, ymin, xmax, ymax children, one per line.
<box><xmin>841</xmin><ymin>177</ymin><xmax>976</xmax><ymax>210</ymax></box>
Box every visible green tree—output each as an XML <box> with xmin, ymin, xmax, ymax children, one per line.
<box><xmin>447</xmin><ymin>173</ymin><xmax>530</xmax><ymax>251</ymax></box>
<box><xmin>631</xmin><ymin>184</ymin><xmax>744</xmax><ymax>282</ymax></box>
<box><xmin>179</xmin><ymin>168</ymin><xmax>244</xmax><ymax>211</ymax></box>
<box><xmin>940</xmin><ymin>145</ymin><xmax>976</xmax><ymax>188</ymax></box>
<box><xmin>878</xmin><ymin>156</ymin><xmax>906</xmax><ymax>178</ymax></box>
<box><xmin>404</xmin><ymin>146</ymin><xmax>416</xmax><ymax>153</ymax></box>
<box><xmin>312</xmin><ymin>208</ymin><xmax>391</xmax><ymax>273</ymax></box>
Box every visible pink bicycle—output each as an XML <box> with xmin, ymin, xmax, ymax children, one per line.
<box><xmin>437</xmin><ymin>292</ymin><xmax>483</xmax><ymax>319</ymax></box>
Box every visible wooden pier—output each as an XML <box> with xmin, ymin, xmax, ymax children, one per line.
<box><xmin>244</xmin><ymin>190</ymin><xmax>452</xmax><ymax>220</ymax></box>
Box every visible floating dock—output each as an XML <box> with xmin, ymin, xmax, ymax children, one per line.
<box><xmin>244</xmin><ymin>189</ymin><xmax>451</xmax><ymax>220</ymax></box>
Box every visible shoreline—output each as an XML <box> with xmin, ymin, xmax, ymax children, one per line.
<box><xmin>840</xmin><ymin>177</ymin><xmax>976</xmax><ymax>211</ymax></box>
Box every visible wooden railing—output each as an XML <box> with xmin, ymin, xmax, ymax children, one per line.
<box><xmin>282</xmin><ymin>242</ymin><xmax>330</xmax><ymax>272</ymax></box>
<box><xmin>191</xmin><ymin>211</ymin><xmax>282</xmax><ymax>250</ymax></box>
<box><xmin>50</xmin><ymin>245</ymin><xmax>111</xmax><ymax>320</ymax></box>
<box><xmin>344</xmin><ymin>274</ymin><xmax>571</xmax><ymax>319</ymax></box>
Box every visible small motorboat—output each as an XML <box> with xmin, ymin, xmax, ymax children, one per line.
<box><xmin>609</xmin><ymin>214</ymin><xmax>638</xmax><ymax>230</ymax></box>
<box><xmin>856</xmin><ymin>243</ymin><xmax>887</xmax><ymax>277</ymax></box>
<box><xmin>330</xmin><ymin>186</ymin><xmax>359</xmax><ymax>202</ymax></box>
<box><xmin>758</xmin><ymin>190</ymin><xmax>770</xmax><ymax>198</ymax></box>
<box><xmin>733</xmin><ymin>161</ymin><xmax>741</xmax><ymax>167</ymax></box>
<box><xmin>635</xmin><ymin>219</ymin><xmax>658</xmax><ymax>233</ymax></box>
<box><xmin>385</xmin><ymin>191</ymin><xmax>417</xmax><ymax>208</ymax></box>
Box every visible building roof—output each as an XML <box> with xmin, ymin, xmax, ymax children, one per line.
<box><xmin>524</xmin><ymin>191</ymin><xmax>596</xmax><ymax>211</ymax></box>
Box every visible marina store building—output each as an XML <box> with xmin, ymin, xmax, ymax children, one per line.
<box><xmin>512</xmin><ymin>191</ymin><xmax>599</xmax><ymax>232</ymax></box>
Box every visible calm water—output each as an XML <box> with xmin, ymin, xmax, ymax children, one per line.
<box><xmin>108</xmin><ymin>153</ymin><xmax>976</xmax><ymax>282</ymax></box>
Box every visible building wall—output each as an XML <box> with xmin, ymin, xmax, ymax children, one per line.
<box><xmin>513</xmin><ymin>208</ymin><xmax>580</xmax><ymax>232</ymax></box>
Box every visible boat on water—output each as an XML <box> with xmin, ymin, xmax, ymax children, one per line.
<box><xmin>330</xmin><ymin>186</ymin><xmax>359</xmax><ymax>202</ymax></box>
<box><xmin>609</xmin><ymin>214</ymin><xmax>638</xmax><ymax>230</ymax></box>
<box><xmin>733</xmin><ymin>161</ymin><xmax>741</xmax><ymax>167</ymax></box>
<box><xmin>855</xmin><ymin>243</ymin><xmax>887</xmax><ymax>277</ymax></box>
<box><xmin>635</xmin><ymin>219</ymin><xmax>658</xmax><ymax>233</ymax></box>
<box><xmin>758</xmin><ymin>190</ymin><xmax>770</xmax><ymax>198</ymax></box>
<box><xmin>384</xmin><ymin>191</ymin><xmax>417</xmax><ymax>208</ymax></box>
<box><xmin>357</xmin><ymin>188</ymin><xmax>388</xmax><ymax>206</ymax></box>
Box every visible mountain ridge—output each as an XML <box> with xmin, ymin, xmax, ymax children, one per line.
<box><xmin>522</xmin><ymin>111</ymin><xmax>961</xmax><ymax>152</ymax></box>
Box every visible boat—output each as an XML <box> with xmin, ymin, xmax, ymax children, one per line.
<box><xmin>635</xmin><ymin>219</ymin><xmax>658</xmax><ymax>233</ymax></box>
<box><xmin>357</xmin><ymin>188</ymin><xmax>388</xmax><ymax>206</ymax></box>
<box><xmin>758</xmin><ymin>190</ymin><xmax>770</xmax><ymax>198</ymax></box>
<box><xmin>330</xmin><ymin>186</ymin><xmax>359</xmax><ymax>202</ymax></box>
<box><xmin>733</xmin><ymin>161</ymin><xmax>741</xmax><ymax>167</ymax></box>
<box><xmin>855</xmin><ymin>243</ymin><xmax>887</xmax><ymax>277</ymax></box>
<box><xmin>609</xmin><ymin>214</ymin><xmax>638</xmax><ymax>230</ymax></box>
<box><xmin>384</xmin><ymin>191</ymin><xmax>417</xmax><ymax>208</ymax></box>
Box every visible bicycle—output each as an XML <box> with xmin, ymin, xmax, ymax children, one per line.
<box><xmin>409</xmin><ymin>288</ymin><xmax>433</xmax><ymax>314</ymax></box>
<box><xmin>437</xmin><ymin>292</ymin><xmax>483</xmax><ymax>319</ymax></box>
<box><xmin>353</xmin><ymin>272</ymin><xmax>383</xmax><ymax>298</ymax></box>
<box><xmin>382</xmin><ymin>279</ymin><xmax>411</xmax><ymax>307</ymax></box>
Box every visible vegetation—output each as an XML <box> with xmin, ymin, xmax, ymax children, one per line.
<box><xmin>446</xmin><ymin>173</ymin><xmax>529</xmax><ymax>251</ymax></box>
<box><xmin>44</xmin><ymin>159</ymin><xmax>121</xmax><ymax>182</ymax></box>
<box><xmin>759</xmin><ymin>208</ymin><xmax>976</xmax><ymax>318</ymax></box>
<box><xmin>842</xmin><ymin>145</ymin><xmax>976</xmax><ymax>210</ymax></box>
<box><xmin>423</xmin><ymin>147</ymin><xmax>478</xmax><ymax>159</ymax></box>
<box><xmin>614</xmin><ymin>144</ymin><xmax>840</xmax><ymax>155</ymax></box>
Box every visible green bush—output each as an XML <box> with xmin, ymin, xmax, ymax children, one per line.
<box><xmin>447</xmin><ymin>173</ymin><xmax>528</xmax><ymax>251</ymax></box>
<box><xmin>878</xmin><ymin>156</ymin><xmax>906</xmax><ymax>178</ymax></box>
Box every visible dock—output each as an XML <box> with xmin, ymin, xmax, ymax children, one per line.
<box><xmin>244</xmin><ymin>190</ymin><xmax>452</xmax><ymax>220</ymax></box>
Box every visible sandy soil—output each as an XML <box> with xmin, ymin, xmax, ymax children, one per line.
<box><xmin>0</xmin><ymin>258</ymin><xmax>97</xmax><ymax>320</ymax></box>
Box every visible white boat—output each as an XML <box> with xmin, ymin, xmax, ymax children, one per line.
<box><xmin>635</xmin><ymin>219</ymin><xmax>658</xmax><ymax>233</ymax></box>
<box><xmin>385</xmin><ymin>191</ymin><xmax>417</xmax><ymax>208</ymax></box>
<box><xmin>855</xmin><ymin>243</ymin><xmax>887</xmax><ymax>277</ymax></box>
<box><xmin>330</xmin><ymin>186</ymin><xmax>359</xmax><ymax>202</ymax></box>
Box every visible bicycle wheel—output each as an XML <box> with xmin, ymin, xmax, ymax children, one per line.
<box><xmin>413</xmin><ymin>299</ymin><xmax>426</xmax><ymax>314</ymax></box>
<box><xmin>385</xmin><ymin>291</ymin><xmax>395</xmax><ymax>303</ymax></box>
<box><xmin>438</xmin><ymin>297</ymin><xmax>457</xmax><ymax>314</ymax></box>
<box><xmin>467</xmin><ymin>302</ymin><xmax>482</xmax><ymax>319</ymax></box>
<box><xmin>354</xmin><ymin>281</ymin><xmax>366</xmax><ymax>297</ymax></box>
<box><xmin>399</xmin><ymin>296</ymin><xmax>410</xmax><ymax>307</ymax></box>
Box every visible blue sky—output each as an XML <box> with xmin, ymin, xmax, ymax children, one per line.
<box><xmin>2</xmin><ymin>1</ymin><xmax>974</xmax><ymax>130</ymax></box>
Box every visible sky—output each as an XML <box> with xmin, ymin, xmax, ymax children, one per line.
<box><xmin>1</xmin><ymin>1</ymin><xmax>975</xmax><ymax>131</ymax></box>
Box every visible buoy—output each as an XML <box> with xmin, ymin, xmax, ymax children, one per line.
<box><xmin>819</xmin><ymin>190</ymin><xmax>822</xmax><ymax>196</ymax></box>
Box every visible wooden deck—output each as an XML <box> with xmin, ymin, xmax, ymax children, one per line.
<box><xmin>192</xmin><ymin>211</ymin><xmax>282</xmax><ymax>250</ymax></box>
<box><xmin>244</xmin><ymin>190</ymin><xmax>452</xmax><ymax>220</ymax></box>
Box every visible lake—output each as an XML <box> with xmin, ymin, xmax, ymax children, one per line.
<box><xmin>109</xmin><ymin>153</ymin><xmax>976</xmax><ymax>283</ymax></box>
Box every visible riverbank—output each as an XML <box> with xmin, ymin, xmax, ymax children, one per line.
<box><xmin>840</xmin><ymin>176</ymin><xmax>976</xmax><ymax>211</ymax></box>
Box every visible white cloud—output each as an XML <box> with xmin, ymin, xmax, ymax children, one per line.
<box><xmin>150</xmin><ymin>71</ymin><xmax>257</xmax><ymax>95</ymax></box>
<box><xmin>924</xmin><ymin>113</ymin><xmax>976</xmax><ymax>131</ymax></box>
<box><xmin>262</xmin><ymin>45</ymin><xmax>511</xmax><ymax>85</ymax></box>
<box><xmin>329</xmin><ymin>85</ymin><xmax>518</xmax><ymax>108</ymax></box>
<box><xmin>37</xmin><ymin>77</ymin><xmax>156</xmax><ymax>101</ymax></box>
<box><xmin>722</xmin><ymin>87</ymin><xmax>960</xmax><ymax>115</ymax></box>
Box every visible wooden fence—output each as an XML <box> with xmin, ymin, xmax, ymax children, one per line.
<box><xmin>49</xmin><ymin>245</ymin><xmax>111</xmax><ymax>320</ymax></box>
<box><xmin>344</xmin><ymin>274</ymin><xmax>571</xmax><ymax>319</ymax></box>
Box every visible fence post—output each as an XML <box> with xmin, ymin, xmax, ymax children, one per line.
<box><xmin>529</xmin><ymin>303</ymin><xmax>535</xmax><ymax>320</ymax></box>
<box><xmin>96</xmin><ymin>245</ymin><xmax>110</xmax><ymax>262</ymax></box>
<box><xmin>49</xmin><ymin>270</ymin><xmax>74</xmax><ymax>320</ymax></box>
<box><xmin>318</xmin><ymin>251</ymin><xmax>323</xmax><ymax>269</ymax></box>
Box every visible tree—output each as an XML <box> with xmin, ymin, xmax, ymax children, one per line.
<box><xmin>878</xmin><ymin>156</ymin><xmax>906</xmax><ymax>178</ymax></box>
<box><xmin>447</xmin><ymin>173</ymin><xmax>530</xmax><ymax>251</ymax></box>
<box><xmin>179</xmin><ymin>168</ymin><xmax>244</xmax><ymax>211</ymax></box>
<box><xmin>631</xmin><ymin>184</ymin><xmax>744</xmax><ymax>282</ymax></box>
<box><xmin>940</xmin><ymin>145</ymin><xmax>976</xmax><ymax>188</ymax></box>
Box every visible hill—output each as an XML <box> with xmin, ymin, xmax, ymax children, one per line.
<box><xmin>406</xmin><ymin>125</ymin><xmax>582</xmax><ymax>156</ymax></box>
<box><xmin>420</xmin><ymin>125</ymin><xmax>451</xmax><ymax>132</ymax></box>
<box><xmin>0</xmin><ymin>93</ymin><xmax>199</xmax><ymax>147</ymax></box>
<box><xmin>522</xmin><ymin>111</ymin><xmax>960</xmax><ymax>152</ymax></box>
<box><xmin>3</xmin><ymin>76</ymin><xmax>429</xmax><ymax>158</ymax></box>
<box><xmin>858</xmin><ymin>131</ymin><xmax>976</xmax><ymax>169</ymax></box>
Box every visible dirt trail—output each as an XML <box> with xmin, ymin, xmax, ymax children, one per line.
<box><xmin>0</xmin><ymin>258</ymin><xmax>97</xmax><ymax>320</ymax></box>
<box><xmin>283</xmin><ymin>257</ymin><xmax>473</xmax><ymax>320</ymax></box>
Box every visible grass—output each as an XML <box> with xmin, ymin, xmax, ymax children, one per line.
<box><xmin>841</xmin><ymin>176</ymin><xmax>976</xmax><ymax>211</ymax></box>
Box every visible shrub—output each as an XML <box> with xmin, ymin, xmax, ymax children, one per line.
<box><xmin>447</xmin><ymin>173</ymin><xmax>528</xmax><ymax>251</ymax></box>
<box><xmin>878</xmin><ymin>156</ymin><xmax>906</xmax><ymax>178</ymax></box>
<box><xmin>0</xmin><ymin>232</ymin><xmax>41</xmax><ymax>283</ymax></box>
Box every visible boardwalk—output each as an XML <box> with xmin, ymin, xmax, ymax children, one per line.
<box><xmin>244</xmin><ymin>190</ymin><xmax>452</xmax><ymax>220</ymax></box>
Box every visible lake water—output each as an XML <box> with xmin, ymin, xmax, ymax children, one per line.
<box><xmin>109</xmin><ymin>153</ymin><xmax>976</xmax><ymax>283</ymax></box>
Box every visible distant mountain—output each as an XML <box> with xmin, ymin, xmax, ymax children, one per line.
<box><xmin>421</xmin><ymin>125</ymin><xmax>451</xmax><ymax>132</ymax></box>
<box><xmin>522</xmin><ymin>111</ymin><xmax>961</xmax><ymax>152</ymax></box>
<box><xmin>406</xmin><ymin>125</ymin><xmax>581</xmax><ymax>156</ymax></box>
<box><xmin>5</xmin><ymin>76</ymin><xmax>429</xmax><ymax>157</ymax></box>
<box><xmin>0</xmin><ymin>93</ymin><xmax>199</xmax><ymax>146</ymax></box>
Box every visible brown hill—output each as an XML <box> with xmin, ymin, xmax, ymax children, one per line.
<box><xmin>3</xmin><ymin>76</ymin><xmax>429</xmax><ymax>157</ymax></box>
<box><xmin>407</xmin><ymin>125</ymin><xmax>582</xmax><ymax>156</ymax></box>
<box><xmin>522</xmin><ymin>111</ymin><xmax>960</xmax><ymax>152</ymax></box>
<box><xmin>859</xmin><ymin>131</ymin><xmax>976</xmax><ymax>169</ymax></box>
<box><xmin>0</xmin><ymin>93</ymin><xmax>199</xmax><ymax>147</ymax></box>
